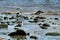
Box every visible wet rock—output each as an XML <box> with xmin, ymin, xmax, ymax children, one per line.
<box><xmin>52</xmin><ymin>23</ymin><xmax>55</xmax><ymax>24</ymax></box>
<box><xmin>45</xmin><ymin>32</ymin><xmax>60</xmax><ymax>36</ymax></box>
<box><xmin>6</xmin><ymin>22</ymin><xmax>10</xmax><ymax>25</ymax></box>
<box><xmin>27</xmin><ymin>33</ymin><xmax>30</xmax><ymax>35</ymax></box>
<box><xmin>15</xmin><ymin>21</ymin><xmax>22</xmax><ymax>27</ymax></box>
<box><xmin>15</xmin><ymin>24</ymin><xmax>22</xmax><ymax>27</ymax></box>
<box><xmin>16</xmin><ymin>13</ymin><xmax>19</xmax><ymax>15</ymax></box>
<box><xmin>38</xmin><ymin>23</ymin><xmax>41</xmax><ymax>25</ymax></box>
<box><xmin>8</xmin><ymin>29</ymin><xmax>26</xmax><ymax>36</ymax></box>
<box><xmin>41</xmin><ymin>20</ymin><xmax>45</xmax><ymax>22</ymax></box>
<box><xmin>35</xmin><ymin>16</ymin><xmax>46</xmax><ymax>19</ymax></box>
<box><xmin>16</xmin><ymin>15</ymin><xmax>19</xmax><ymax>18</ymax></box>
<box><xmin>23</xmin><ymin>16</ymin><xmax>29</xmax><ymax>20</ymax></box>
<box><xmin>4</xmin><ymin>17</ymin><xmax>8</xmax><ymax>20</ymax></box>
<box><xmin>40</xmin><ymin>26</ymin><xmax>47</xmax><ymax>29</ymax></box>
<box><xmin>11</xmin><ymin>16</ymin><xmax>14</xmax><ymax>19</ymax></box>
<box><xmin>30</xmin><ymin>18</ymin><xmax>33</xmax><ymax>19</ymax></box>
<box><xmin>14</xmin><ymin>28</ymin><xmax>18</xmax><ymax>30</ymax></box>
<box><xmin>30</xmin><ymin>36</ymin><xmax>37</xmax><ymax>39</ymax></box>
<box><xmin>40</xmin><ymin>23</ymin><xmax>50</xmax><ymax>29</ymax></box>
<box><xmin>28</xmin><ymin>20</ymin><xmax>38</xmax><ymax>23</ymax></box>
<box><xmin>33</xmin><ymin>18</ymin><xmax>39</xmax><ymax>23</ymax></box>
<box><xmin>42</xmin><ymin>23</ymin><xmax>50</xmax><ymax>27</ymax></box>
<box><xmin>35</xmin><ymin>10</ymin><xmax>44</xmax><ymax>15</ymax></box>
<box><xmin>55</xmin><ymin>18</ymin><xmax>58</xmax><ymax>20</ymax></box>
<box><xmin>16</xmin><ymin>8</ymin><xmax>20</xmax><ymax>10</ymax></box>
<box><xmin>49</xmin><ymin>21</ymin><xmax>51</xmax><ymax>23</ymax></box>
<box><xmin>8</xmin><ymin>39</ymin><xmax>10</xmax><ymax>40</ymax></box>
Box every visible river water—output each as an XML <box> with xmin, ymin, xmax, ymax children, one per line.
<box><xmin>0</xmin><ymin>0</ymin><xmax>60</xmax><ymax>12</ymax></box>
<box><xmin>0</xmin><ymin>0</ymin><xmax>60</xmax><ymax>40</ymax></box>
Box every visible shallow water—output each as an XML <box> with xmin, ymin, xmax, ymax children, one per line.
<box><xmin>0</xmin><ymin>0</ymin><xmax>60</xmax><ymax>11</ymax></box>
<box><xmin>0</xmin><ymin>13</ymin><xmax>60</xmax><ymax>40</ymax></box>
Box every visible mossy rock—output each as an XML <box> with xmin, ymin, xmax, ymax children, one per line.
<box><xmin>0</xmin><ymin>24</ymin><xmax>8</xmax><ymax>28</ymax></box>
<box><xmin>45</xmin><ymin>32</ymin><xmax>60</xmax><ymax>36</ymax></box>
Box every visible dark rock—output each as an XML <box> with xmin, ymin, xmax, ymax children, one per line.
<box><xmin>6</xmin><ymin>22</ymin><xmax>10</xmax><ymax>25</ymax></box>
<box><xmin>41</xmin><ymin>20</ymin><xmax>45</xmax><ymax>22</ymax></box>
<box><xmin>30</xmin><ymin>18</ymin><xmax>33</xmax><ymax>19</ymax></box>
<box><xmin>15</xmin><ymin>25</ymin><xmax>22</xmax><ymax>27</ymax></box>
<box><xmin>30</xmin><ymin>36</ymin><xmax>37</xmax><ymax>39</ymax></box>
<box><xmin>55</xmin><ymin>18</ymin><xmax>58</xmax><ymax>20</ymax></box>
<box><xmin>14</xmin><ymin>28</ymin><xmax>18</xmax><ymax>30</ymax></box>
<box><xmin>45</xmin><ymin>32</ymin><xmax>60</xmax><ymax>36</ymax></box>
<box><xmin>40</xmin><ymin>23</ymin><xmax>50</xmax><ymax>29</ymax></box>
<box><xmin>40</xmin><ymin>26</ymin><xmax>47</xmax><ymax>29</ymax></box>
<box><xmin>35</xmin><ymin>10</ymin><xmax>44</xmax><ymax>15</ymax></box>
<box><xmin>20</xmin><ymin>11</ymin><xmax>22</xmax><ymax>13</ymax></box>
<box><xmin>16</xmin><ymin>15</ymin><xmax>19</xmax><ymax>18</ymax></box>
<box><xmin>52</xmin><ymin>23</ymin><xmax>55</xmax><ymax>24</ymax></box>
<box><xmin>23</xmin><ymin>16</ymin><xmax>29</xmax><ymax>20</ymax></box>
<box><xmin>8</xmin><ymin>39</ymin><xmax>10</xmax><ymax>40</ymax></box>
<box><xmin>42</xmin><ymin>23</ymin><xmax>50</xmax><ymax>27</ymax></box>
<box><xmin>11</xmin><ymin>16</ymin><xmax>14</xmax><ymax>19</ymax></box>
<box><xmin>16</xmin><ymin>13</ymin><xmax>19</xmax><ymax>14</ymax></box>
<box><xmin>4</xmin><ymin>17</ymin><xmax>8</xmax><ymax>20</ymax></box>
<box><xmin>35</xmin><ymin>16</ymin><xmax>46</xmax><ymax>19</ymax></box>
<box><xmin>28</xmin><ymin>20</ymin><xmax>38</xmax><ymax>23</ymax></box>
<box><xmin>8</xmin><ymin>29</ymin><xmax>26</xmax><ymax>36</ymax></box>
<box><xmin>9</xmin><ymin>18</ymin><xmax>12</xmax><ymax>20</ymax></box>
<box><xmin>33</xmin><ymin>18</ymin><xmax>39</xmax><ymax>23</ymax></box>
<box><xmin>15</xmin><ymin>21</ymin><xmax>22</xmax><ymax>27</ymax></box>
<box><xmin>27</xmin><ymin>33</ymin><xmax>30</xmax><ymax>35</ymax></box>
<box><xmin>38</xmin><ymin>23</ymin><xmax>41</xmax><ymax>25</ymax></box>
<box><xmin>49</xmin><ymin>21</ymin><xmax>51</xmax><ymax>23</ymax></box>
